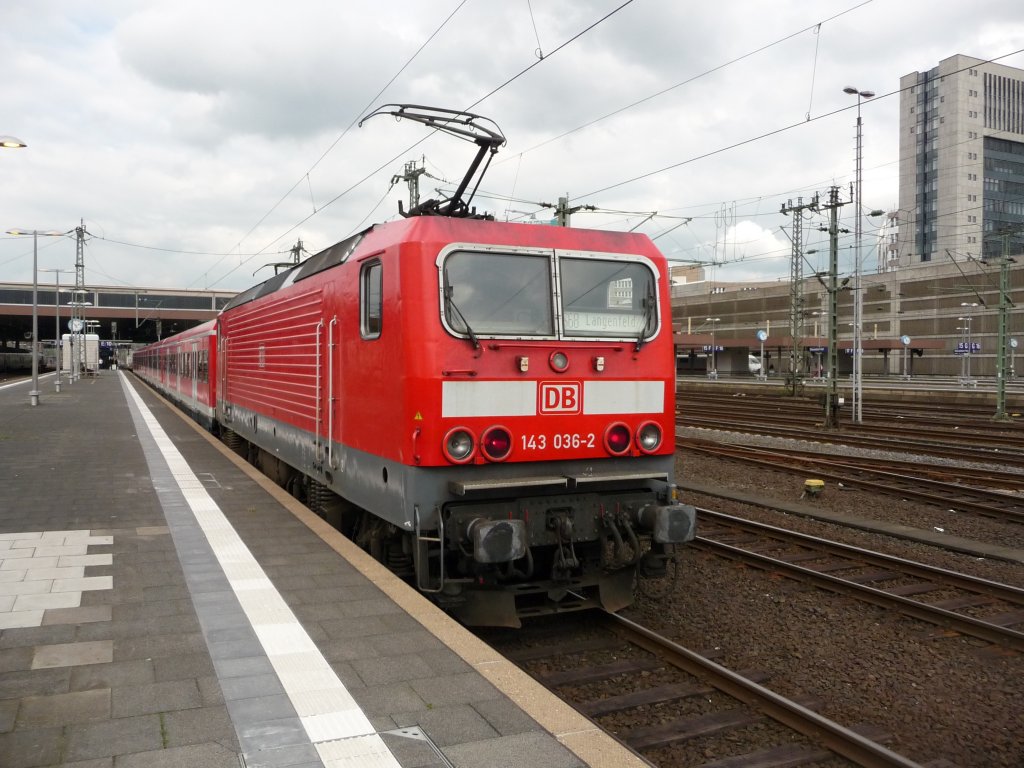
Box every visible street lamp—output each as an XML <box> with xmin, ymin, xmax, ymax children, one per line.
<box><xmin>1</xmin><ymin>135</ymin><xmax>27</xmax><ymax>148</ymax></box>
<box><xmin>706</xmin><ymin>317</ymin><xmax>721</xmax><ymax>378</ymax></box>
<box><xmin>6</xmin><ymin>229</ymin><xmax>67</xmax><ymax>405</ymax></box>
<box><xmin>39</xmin><ymin>267</ymin><xmax>72</xmax><ymax>393</ymax></box>
<box><xmin>843</xmin><ymin>86</ymin><xmax>875</xmax><ymax>424</ymax></box>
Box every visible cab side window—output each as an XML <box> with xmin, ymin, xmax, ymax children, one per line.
<box><xmin>361</xmin><ymin>261</ymin><xmax>382</xmax><ymax>339</ymax></box>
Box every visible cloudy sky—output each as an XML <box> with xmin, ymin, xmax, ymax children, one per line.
<box><xmin>2</xmin><ymin>0</ymin><xmax>1023</xmax><ymax>294</ymax></box>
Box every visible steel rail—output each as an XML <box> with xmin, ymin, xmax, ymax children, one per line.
<box><xmin>680</xmin><ymin>411</ymin><xmax>1024</xmax><ymax>457</ymax></box>
<box><xmin>692</xmin><ymin>527</ymin><xmax>1024</xmax><ymax>652</ymax></box>
<box><xmin>604</xmin><ymin>612</ymin><xmax>924</xmax><ymax>768</ymax></box>
<box><xmin>699</xmin><ymin>509</ymin><xmax>1024</xmax><ymax>605</ymax></box>
<box><xmin>682</xmin><ymin>438</ymin><xmax>1024</xmax><ymax>489</ymax></box>
<box><xmin>678</xmin><ymin>439</ymin><xmax>1024</xmax><ymax>522</ymax></box>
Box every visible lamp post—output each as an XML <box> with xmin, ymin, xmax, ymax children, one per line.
<box><xmin>843</xmin><ymin>86</ymin><xmax>875</xmax><ymax>423</ymax></box>
<box><xmin>6</xmin><ymin>229</ymin><xmax>66</xmax><ymax>405</ymax></box>
<box><xmin>706</xmin><ymin>317</ymin><xmax>720</xmax><ymax>379</ymax></box>
<box><xmin>39</xmin><ymin>267</ymin><xmax>72</xmax><ymax>393</ymax></box>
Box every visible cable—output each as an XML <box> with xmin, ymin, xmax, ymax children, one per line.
<box><xmin>189</xmin><ymin>0</ymin><xmax>470</xmax><ymax>290</ymax></box>
<box><xmin>579</xmin><ymin>48</ymin><xmax>1024</xmax><ymax>201</ymax></box>
<box><xmin>500</xmin><ymin>1</ymin><xmax>871</xmax><ymax>162</ymax></box>
<box><xmin>461</xmin><ymin>0</ymin><xmax>636</xmax><ymax>113</ymax></box>
<box><xmin>205</xmin><ymin>2</ymin><xmax>636</xmax><ymax>288</ymax></box>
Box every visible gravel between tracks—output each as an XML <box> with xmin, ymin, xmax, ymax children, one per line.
<box><xmin>621</xmin><ymin>430</ymin><xmax>1024</xmax><ymax>767</ymax></box>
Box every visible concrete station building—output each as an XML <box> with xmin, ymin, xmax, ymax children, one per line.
<box><xmin>675</xmin><ymin>54</ymin><xmax>1024</xmax><ymax>379</ymax></box>
<box><xmin>0</xmin><ymin>283</ymin><xmax>233</xmax><ymax>370</ymax></box>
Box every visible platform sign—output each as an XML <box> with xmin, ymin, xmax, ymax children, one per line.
<box><xmin>955</xmin><ymin>342</ymin><xmax>981</xmax><ymax>354</ymax></box>
<box><xmin>807</xmin><ymin>346</ymin><xmax>826</xmax><ymax>353</ymax></box>
<box><xmin>701</xmin><ymin>345</ymin><xmax>724</xmax><ymax>353</ymax></box>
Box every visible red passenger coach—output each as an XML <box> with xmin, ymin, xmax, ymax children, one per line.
<box><xmin>133</xmin><ymin>319</ymin><xmax>217</xmax><ymax>430</ymax></box>
<box><xmin>214</xmin><ymin>216</ymin><xmax>694</xmax><ymax>626</ymax></box>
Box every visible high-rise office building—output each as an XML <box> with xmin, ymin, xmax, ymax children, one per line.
<box><xmin>897</xmin><ymin>54</ymin><xmax>1024</xmax><ymax>267</ymax></box>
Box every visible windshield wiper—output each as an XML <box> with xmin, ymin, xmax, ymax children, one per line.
<box><xmin>444</xmin><ymin>286</ymin><xmax>481</xmax><ymax>351</ymax></box>
<box><xmin>635</xmin><ymin>286</ymin><xmax>656</xmax><ymax>352</ymax></box>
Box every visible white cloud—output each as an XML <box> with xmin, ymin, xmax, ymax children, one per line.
<box><xmin>1</xmin><ymin>0</ymin><xmax>1023</xmax><ymax>293</ymax></box>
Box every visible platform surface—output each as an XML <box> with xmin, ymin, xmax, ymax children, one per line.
<box><xmin>0</xmin><ymin>371</ymin><xmax>647</xmax><ymax>768</ymax></box>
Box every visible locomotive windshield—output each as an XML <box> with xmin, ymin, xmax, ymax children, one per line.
<box><xmin>443</xmin><ymin>252</ymin><xmax>554</xmax><ymax>336</ymax></box>
<box><xmin>561</xmin><ymin>257</ymin><xmax>656</xmax><ymax>339</ymax></box>
<box><xmin>440</xmin><ymin>250</ymin><xmax>658</xmax><ymax>341</ymax></box>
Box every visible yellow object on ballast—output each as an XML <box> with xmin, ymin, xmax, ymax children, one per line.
<box><xmin>803</xmin><ymin>479</ymin><xmax>825</xmax><ymax>497</ymax></box>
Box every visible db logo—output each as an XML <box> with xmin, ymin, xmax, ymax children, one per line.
<box><xmin>539</xmin><ymin>381</ymin><xmax>582</xmax><ymax>414</ymax></box>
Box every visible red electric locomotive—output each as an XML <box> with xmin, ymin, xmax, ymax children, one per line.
<box><xmin>138</xmin><ymin>106</ymin><xmax>695</xmax><ymax>626</ymax></box>
<box><xmin>132</xmin><ymin>319</ymin><xmax>217</xmax><ymax>431</ymax></box>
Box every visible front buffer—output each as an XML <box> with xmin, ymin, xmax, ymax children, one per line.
<box><xmin>416</xmin><ymin>467</ymin><xmax>696</xmax><ymax>627</ymax></box>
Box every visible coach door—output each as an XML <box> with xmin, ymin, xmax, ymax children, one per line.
<box><xmin>315</xmin><ymin>315</ymin><xmax>339</xmax><ymax>471</ymax></box>
<box><xmin>190</xmin><ymin>341</ymin><xmax>198</xmax><ymax>404</ymax></box>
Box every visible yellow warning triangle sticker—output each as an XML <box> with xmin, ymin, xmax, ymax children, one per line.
<box><xmin>414</xmin><ymin>412</ymin><xmax>423</xmax><ymax>421</ymax></box>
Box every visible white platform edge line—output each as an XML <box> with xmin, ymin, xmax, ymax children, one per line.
<box><xmin>119</xmin><ymin>373</ymin><xmax>400</xmax><ymax>766</ymax></box>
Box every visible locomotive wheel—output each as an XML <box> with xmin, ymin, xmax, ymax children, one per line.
<box><xmin>308</xmin><ymin>479</ymin><xmax>350</xmax><ymax>533</ymax></box>
<box><xmin>222</xmin><ymin>429</ymin><xmax>242</xmax><ymax>455</ymax></box>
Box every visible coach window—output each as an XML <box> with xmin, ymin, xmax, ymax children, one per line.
<box><xmin>361</xmin><ymin>260</ymin><xmax>383</xmax><ymax>339</ymax></box>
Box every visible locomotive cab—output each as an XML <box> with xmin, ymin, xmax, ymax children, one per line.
<box><xmin>400</xmin><ymin>231</ymin><xmax>696</xmax><ymax>626</ymax></box>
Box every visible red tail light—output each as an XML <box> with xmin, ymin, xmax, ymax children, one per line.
<box><xmin>604</xmin><ymin>423</ymin><xmax>631</xmax><ymax>455</ymax></box>
<box><xmin>481</xmin><ymin>426</ymin><xmax>512</xmax><ymax>461</ymax></box>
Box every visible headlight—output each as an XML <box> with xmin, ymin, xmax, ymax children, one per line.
<box><xmin>636</xmin><ymin>421</ymin><xmax>662</xmax><ymax>453</ymax></box>
<box><xmin>549</xmin><ymin>350</ymin><xmax>569</xmax><ymax>372</ymax></box>
<box><xmin>443</xmin><ymin>428</ymin><xmax>475</xmax><ymax>463</ymax></box>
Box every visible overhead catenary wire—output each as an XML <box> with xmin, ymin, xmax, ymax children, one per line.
<box><xmin>500</xmin><ymin>0</ymin><xmax>872</xmax><ymax>163</ymax></box>
<box><xmin>204</xmin><ymin>1</ymin><xmax>638</xmax><ymax>289</ymax></box>
<box><xmin>188</xmin><ymin>0</ymin><xmax>471</xmax><ymax>291</ymax></box>
<box><xmin>578</xmin><ymin>47</ymin><xmax>1024</xmax><ymax>202</ymax></box>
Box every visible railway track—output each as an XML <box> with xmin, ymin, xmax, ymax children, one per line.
<box><xmin>680</xmin><ymin>390</ymin><xmax>1024</xmax><ymax>430</ymax></box>
<box><xmin>695</xmin><ymin>509</ymin><xmax>1024</xmax><ymax>653</ymax></box>
<box><xmin>677</xmin><ymin>437</ymin><xmax>1024</xmax><ymax>525</ymax></box>
<box><xmin>482</xmin><ymin>611</ymin><xmax>923</xmax><ymax>767</ymax></box>
<box><xmin>679</xmin><ymin>390</ymin><xmax>1024</xmax><ymax>445</ymax></box>
<box><xmin>679</xmin><ymin>410</ymin><xmax>1024</xmax><ymax>468</ymax></box>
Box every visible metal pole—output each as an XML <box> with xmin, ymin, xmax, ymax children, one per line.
<box><xmin>40</xmin><ymin>267</ymin><xmax>70</xmax><ymax>393</ymax></box>
<box><xmin>966</xmin><ymin>316</ymin><xmax>973</xmax><ymax>380</ymax></box>
<box><xmin>30</xmin><ymin>231</ymin><xmax>39</xmax><ymax>406</ymax></box>
<box><xmin>994</xmin><ymin>233</ymin><xmax>1011</xmax><ymax>420</ymax></box>
<box><xmin>711</xmin><ymin>321</ymin><xmax>716</xmax><ymax>376</ymax></box>
<box><xmin>843</xmin><ymin>86</ymin><xmax>874</xmax><ymax>422</ymax></box>
<box><xmin>853</xmin><ymin>103</ymin><xmax>863</xmax><ymax>423</ymax></box>
<box><xmin>825</xmin><ymin>187</ymin><xmax>841</xmax><ymax>429</ymax></box>
<box><xmin>54</xmin><ymin>269</ymin><xmax>60</xmax><ymax>392</ymax></box>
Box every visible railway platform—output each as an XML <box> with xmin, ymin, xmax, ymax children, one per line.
<box><xmin>0</xmin><ymin>372</ymin><xmax>645</xmax><ymax>768</ymax></box>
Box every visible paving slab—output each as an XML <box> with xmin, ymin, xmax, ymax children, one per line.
<box><xmin>0</xmin><ymin>371</ymin><xmax>645</xmax><ymax>768</ymax></box>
